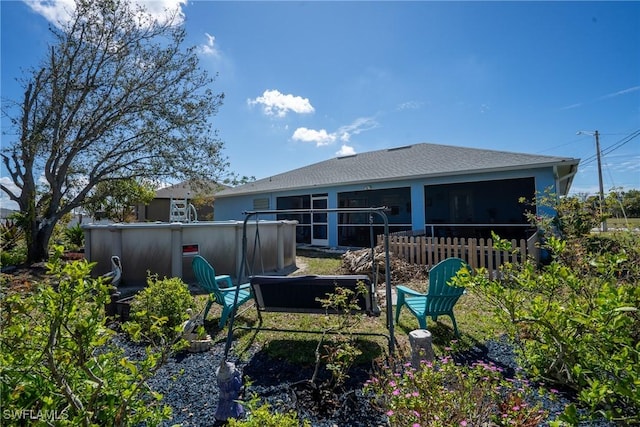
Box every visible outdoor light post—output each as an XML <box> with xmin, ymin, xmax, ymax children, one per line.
<box><xmin>577</xmin><ymin>130</ymin><xmax>607</xmax><ymax>232</ymax></box>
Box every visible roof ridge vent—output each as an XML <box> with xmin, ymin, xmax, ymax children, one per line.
<box><xmin>387</xmin><ymin>145</ymin><xmax>412</xmax><ymax>152</ymax></box>
<box><xmin>337</xmin><ymin>154</ymin><xmax>357</xmax><ymax>159</ymax></box>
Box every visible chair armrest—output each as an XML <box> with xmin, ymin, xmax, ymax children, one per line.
<box><xmin>396</xmin><ymin>285</ymin><xmax>426</xmax><ymax>297</ymax></box>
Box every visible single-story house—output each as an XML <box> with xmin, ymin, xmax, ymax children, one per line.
<box><xmin>136</xmin><ymin>180</ymin><xmax>226</xmax><ymax>222</ymax></box>
<box><xmin>214</xmin><ymin>143</ymin><xmax>579</xmax><ymax>248</ymax></box>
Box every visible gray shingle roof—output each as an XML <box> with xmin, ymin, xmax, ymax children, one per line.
<box><xmin>155</xmin><ymin>180</ymin><xmax>226</xmax><ymax>199</ymax></box>
<box><xmin>216</xmin><ymin>142</ymin><xmax>579</xmax><ymax>197</ymax></box>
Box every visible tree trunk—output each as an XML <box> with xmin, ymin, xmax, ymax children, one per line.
<box><xmin>27</xmin><ymin>221</ymin><xmax>55</xmax><ymax>263</ymax></box>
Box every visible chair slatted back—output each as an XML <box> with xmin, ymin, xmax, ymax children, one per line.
<box><xmin>192</xmin><ymin>255</ymin><xmax>225</xmax><ymax>303</ymax></box>
<box><xmin>426</xmin><ymin>257</ymin><xmax>467</xmax><ymax>313</ymax></box>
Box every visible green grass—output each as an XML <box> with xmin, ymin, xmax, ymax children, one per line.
<box><xmin>607</xmin><ymin>217</ymin><xmax>640</xmax><ymax>229</ymax></box>
<box><xmin>200</xmin><ymin>250</ymin><xmax>505</xmax><ymax>364</ymax></box>
<box><xmin>290</xmin><ymin>248</ymin><xmax>343</xmax><ymax>275</ymax></box>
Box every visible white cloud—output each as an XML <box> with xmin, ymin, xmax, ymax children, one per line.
<box><xmin>248</xmin><ymin>90</ymin><xmax>315</xmax><ymax>118</ymax></box>
<box><xmin>336</xmin><ymin>117</ymin><xmax>379</xmax><ymax>142</ymax></box>
<box><xmin>0</xmin><ymin>177</ymin><xmax>20</xmax><ymax>211</ymax></box>
<box><xmin>292</xmin><ymin>128</ymin><xmax>336</xmax><ymax>146</ymax></box>
<box><xmin>396</xmin><ymin>101</ymin><xmax>422</xmax><ymax>111</ymax></box>
<box><xmin>292</xmin><ymin>116</ymin><xmax>378</xmax><ymax>147</ymax></box>
<box><xmin>618</xmin><ymin>155</ymin><xmax>640</xmax><ymax>173</ymax></box>
<box><xmin>139</xmin><ymin>0</ymin><xmax>186</xmax><ymax>23</ymax></box>
<box><xmin>336</xmin><ymin>145</ymin><xmax>356</xmax><ymax>157</ymax></box>
<box><xmin>199</xmin><ymin>32</ymin><xmax>219</xmax><ymax>57</ymax></box>
<box><xmin>23</xmin><ymin>0</ymin><xmax>187</xmax><ymax>28</ymax></box>
<box><xmin>561</xmin><ymin>85</ymin><xmax>640</xmax><ymax>111</ymax></box>
<box><xmin>600</xmin><ymin>85</ymin><xmax>640</xmax><ymax>100</ymax></box>
<box><xmin>559</xmin><ymin>102</ymin><xmax>583</xmax><ymax>111</ymax></box>
<box><xmin>24</xmin><ymin>0</ymin><xmax>75</xmax><ymax>25</ymax></box>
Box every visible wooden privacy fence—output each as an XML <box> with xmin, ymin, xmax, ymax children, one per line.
<box><xmin>378</xmin><ymin>234</ymin><xmax>538</xmax><ymax>271</ymax></box>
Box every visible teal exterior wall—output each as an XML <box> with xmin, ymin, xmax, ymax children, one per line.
<box><xmin>214</xmin><ymin>166</ymin><xmax>561</xmax><ymax>248</ymax></box>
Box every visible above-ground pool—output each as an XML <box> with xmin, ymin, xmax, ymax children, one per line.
<box><xmin>83</xmin><ymin>220</ymin><xmax>298</xmax><ymax>287</ymax></box>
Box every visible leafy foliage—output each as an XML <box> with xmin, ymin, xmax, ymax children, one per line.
<box><xmin>605</xmin><ymin>188</ymin><xmax>640</xmax><ymax>219</ymax></box>
<box><xmin>227</xmin><ymin>394</ymin><xmax>310</xmax><ymax>427</ymax></box>
<box><xmin>0</xmin><ymin>218</ymin><xmax>27</xmax><ymax>266</ymax></box>
<box><xmin>63</xmin><ymin>223</ymin><xmax>85</xmax><ymax>250</ymax></box>
<box><xmin>124</xmin><ymin>275</ymin><xmax>194</xmax><ymax>347</ymax></box>
<box><xmin>83</xmin><ymin>178</ymin><xmax>156</xmax><ymax>223</ymax></box>
<box><xmin>0</xmin><ymin>246</ymin><xmax>173</xmax><ymax>425</ymax></box>
<box><xmin>312</xmin><ymin>282</ymin><xmax>368</xmax><ymax>389</ymax></box>
<box><xmin>0</xmin><ymin>245</ymin><xmax>27</xmax><ymax>268</ymax></box>
<box><xmin>454</xmin><ymin>196</ymin><xmax>640</xmax><ymax>424</ymax></box>
<box><xmin>0</xmin><ymin>219</ymin><xmax>24</xmax><ymax>252</ymax></box>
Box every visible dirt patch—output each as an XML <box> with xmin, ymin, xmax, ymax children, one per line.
<box><xmin>1</xmin><ymin>252</ymin><xmax>85</xmax><ymax>293</ymax></box>
<box><xmin>1</xmin><ymin>264</ymin><xmax>48</xmax><ymax>293</ymax></box>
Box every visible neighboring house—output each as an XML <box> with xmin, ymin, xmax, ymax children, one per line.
<box><xmin>0</xmin><ymin>207</ymin><xmax>18</xmax><ymax>220</ymax></box>
<box><xmin>137</xmin><ymin>180</ymin><xmax>226</xmax><ymax>222</ymax></box>
<box><xmin>214</xmin><ymin>143</ymin><xmax>579</xmax><ymax>248</ymax></box>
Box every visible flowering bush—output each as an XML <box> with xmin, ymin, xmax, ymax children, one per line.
<box><xmin>365</xmin><ymin>352</ymin><xmax>548</xmax><ymax>427</ymax></box>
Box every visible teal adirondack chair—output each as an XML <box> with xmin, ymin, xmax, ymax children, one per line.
<box><xmin>191</xmin><ymin>255</ymin><xmax>253</xmax><ymax>328</ymax></box>
<box><xmin>395</xmin><ymin>257</ymin><xmax>469</xmax><ymax>337</ymax></box>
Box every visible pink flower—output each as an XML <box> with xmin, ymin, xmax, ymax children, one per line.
<box><xmin>386</xmin><ymin>410</ymin><xmax>394</xmax><ymax>416</ymax></box>
<box><xmin>460</xmin><ymin>421</ymin><xmax>468</xmax><ymax>426</ymax></box>
<box><xmin>392</xmin><ymin>389</ymin><xmax>400</xmax><ymax>395</ymax></box>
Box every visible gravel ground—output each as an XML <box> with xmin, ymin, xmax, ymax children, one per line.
<box><xmin>116</xmin><ymin>334</ymin><xmax>614</xmax><ymax>426</ymax></box>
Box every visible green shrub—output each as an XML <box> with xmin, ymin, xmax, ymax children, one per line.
<box><xmin>0</xmin><ymin>219</ymin><xmax>24</xmax><ymax>252</ymax></box>
<box><xmin>0</xmin><ymin>218</ymin><xmax>27</xmax><ymax>267</ymax></box>
<box><xmin>314</xmin><ymin>283</ymin><xmax>367</xmax><ymax>389</ymax></box>
<box><xmin>0</xmin><ymin>245</ymin><xmax>27</xmax><ymax>267</ymax></box>
<box><xmin>0</xmin><ymin>246</ymin><xmax>172</xmax><ymax>426</ymax></box>
<box><xmin>125</xmin><ymin>275</ymin><xmax>194</xmax><ymax>346</ymax></box>
<box><xmin>227</xmin><ymin>395</ymin><xmax>310</xmax><ymax>427</ymax></box>
<box><xmin>455</xmin><ymin>231</ymin><xmax>640</xmax><ymax>424</ymax></box>
<box><xmin>64</xmin><ymin>223</ymin><xmax>85</xmax><ymax>249</ymax></box>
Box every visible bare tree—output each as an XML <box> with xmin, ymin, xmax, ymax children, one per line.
<box><xmin>1</xmin><ymin>0</ymin><xmax>227</xmax><ymax>262</ymax></box>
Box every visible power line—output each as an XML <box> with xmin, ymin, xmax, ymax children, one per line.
<box><xmin>579</xmin><ymin>129</ymin><xmax>640</xmax><ymax>167</ymax></box>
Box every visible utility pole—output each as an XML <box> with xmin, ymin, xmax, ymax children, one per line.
<box><xmin>577</xmin><ymin>130</ymin><xmax>607</xmax><ymax>232</ymax></box>
<box><xmin>594</xmin><ymin>130</ymin><xmax>607</xmax><ymax>232</ymax></box>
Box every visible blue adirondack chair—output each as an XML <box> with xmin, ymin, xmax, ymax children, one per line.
<box><xmin>191</xmin><ymin>255</ymin><xmax>253</xmax><ymax>328</ymax></box>
<box><xmin>395</xmin><ymin>257</ymin><xmax>469</xmax><ymax>337</ymax></box>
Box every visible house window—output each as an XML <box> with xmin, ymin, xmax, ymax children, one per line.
<box><xmin>276</xmin><ymin>195</ymin><xmax>311</xmax><ymax>244</ymax></box>
<box><xmin>424</xmin><ymin>177</ymin><xmax>535</xmax><ymax>239</ymax></box>
<box><xmin>337</xmin><ymin>187</ymin><xmax>411</xmax><ymax>247</ymax></box>
<box><xmin>253</xmin><ymin>198</ymin><xmax>269</xmax><ymax>210</ymax></box>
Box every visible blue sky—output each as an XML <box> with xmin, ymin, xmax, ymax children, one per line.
<box><xmin>1</xmin><ymin>1</ymin><xmax>639</xmax><ymax>211</ymax></box>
